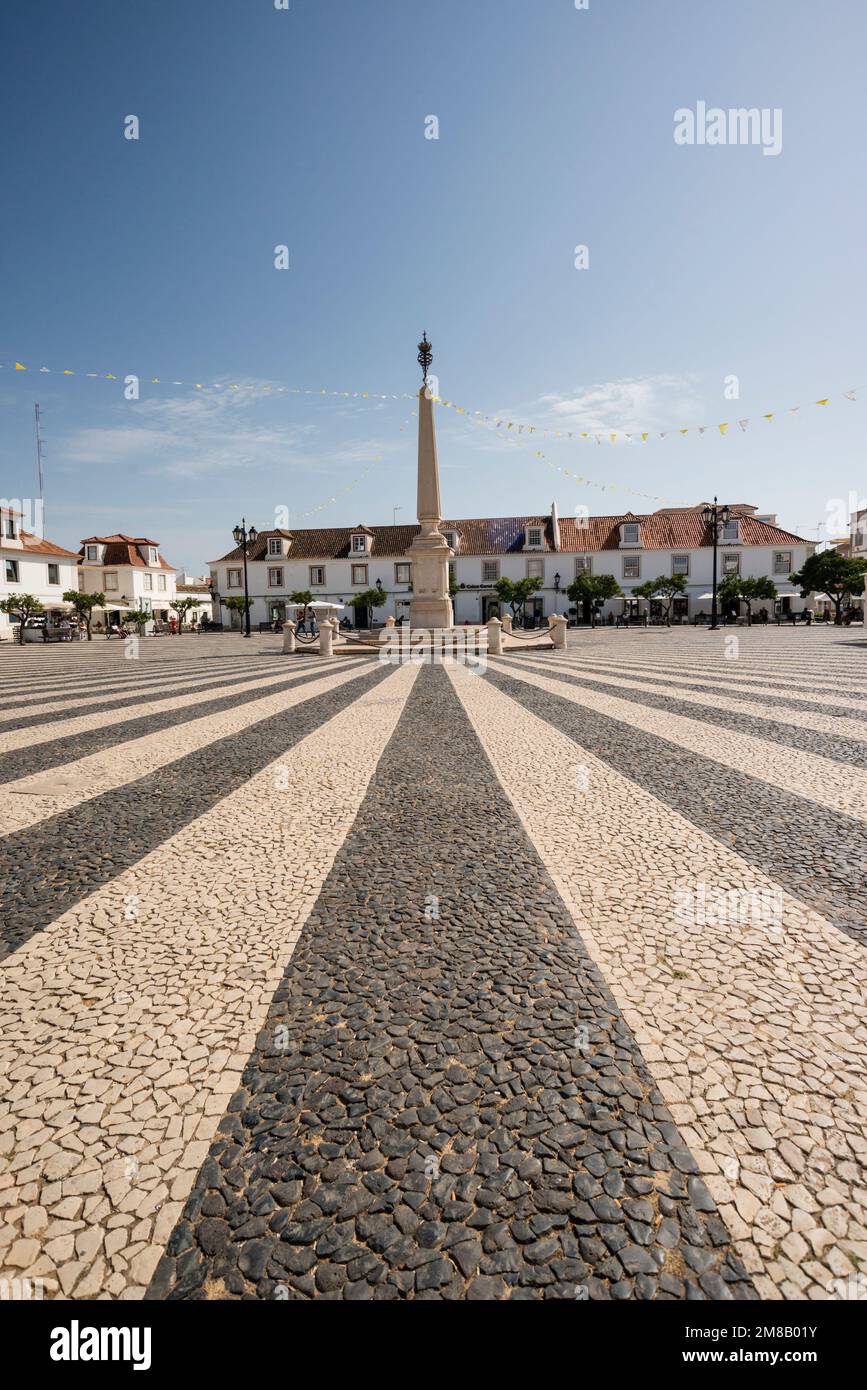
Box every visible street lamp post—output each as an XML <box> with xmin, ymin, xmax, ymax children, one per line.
<box><xmin>701</xmin><ymin>498</ymin><xmax>732</xmax><ymax>632</ymax></box>
<box><xmin>232</xmin><ymin>519</ymin><xmax>258</xmax><ymax>638</ymax></box>
<box><xmin>553</xmin><ymin>571</ymin><xmax>561</xmax><ymax>619</ymax></box>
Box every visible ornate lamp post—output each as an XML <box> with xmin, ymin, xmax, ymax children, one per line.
<box><xmin>417</xmin><ymin>331</ymin><xmax>433</xmax><ymax>387</ymax></box>
<box><xmin>232</xmin><ymin>519</ymin><xmax>258</xmax><ymax>638</ymax></box>
<box><xmin>553</xmin><ymin>571</ymin><xmax>561</xmax><ymax>619</ymax></box>
<box><xmin>701</xmin><ymin>498</ymin><xmax>732</xmax><ymax>632</ymax></box>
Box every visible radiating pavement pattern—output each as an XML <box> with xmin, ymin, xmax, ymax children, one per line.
<box><xmin>0</xmin><ymin>629</ymin><xmax>864</xmax><ymax>1301</ymax></box>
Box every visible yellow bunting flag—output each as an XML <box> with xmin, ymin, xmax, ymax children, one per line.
<box><xmin>14</xmin><ymin>362</ymin><xmax>26</xmax><ymax>370</ymax></box>
<box><xmin>718</xmin><ymin>423</ymin><xmax>728</xmax><ymax>435</ymax></box>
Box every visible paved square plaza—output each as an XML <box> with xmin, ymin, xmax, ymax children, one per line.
<box><xmin>0</xmin><ymin>627</ymin><xmax>865</xmax><ymax>1301</ymax></box>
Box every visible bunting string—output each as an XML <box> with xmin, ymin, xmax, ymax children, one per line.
<box><xmin>430</xmin><ymin>385</ymin><xmax>862</xmax><ymax>443</ymax></box>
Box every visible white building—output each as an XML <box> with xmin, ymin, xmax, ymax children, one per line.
<box><xmin>175</xmin><ymin>574</ymin><xmax>213</xmax><ymax>624</ymax></box>
<box><xmin>208</xmin><ymin>503</ymin><xmax>813</xmax><ymax>628</ymax></box>
<box><xmin>77</xmin><ymin>534</ymin><xmax>178</xmax><ymax>630</ymax></box>
<box><xmin>0</xmin><ymin>506</ymin><xmax>80</xmax><ymax>640</ymax></box>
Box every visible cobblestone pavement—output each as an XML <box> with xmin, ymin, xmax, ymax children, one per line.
<box><xmin>0</xmin><ymin>629</ymin><xmax>864</xmax><ymax>1301</ymax></box>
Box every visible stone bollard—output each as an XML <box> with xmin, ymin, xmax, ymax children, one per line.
<box><xmin>318</xmin><ymin>618</ymin><xmax>336</xmax><ymax>658</ymax></box>
<box><xmin>501</xmin><ymin>613</ymin><xmax>513</xmax><ymax>634</ymax></box>
<box><xmin>487</xmin><ymin>616</ymin><xmax>503</xmax><ymax>656</ymax></box>
<box><xmin>551</xmin><ymin>615</ymin><xmax>567</xmax><ymax>649</ymax></box>
<box><xmin>282</xmin><ymin>621</ymin><xmax>296</xmax><ymax>654</ymax></box>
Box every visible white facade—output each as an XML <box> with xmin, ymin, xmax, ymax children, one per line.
<box><xmin>209</xmin><ymin>506</ymin><xmax>814</xmax><ymax>629</ymax></box>
<box><xmin>78</xmin><ymin>534</ymin><xmax>178</xmax><ymax>630</ymax></box>
<box><xmin>0</xmin><ymin>506</ymin><xmax>80</xmax><ymax>640</ymax></box>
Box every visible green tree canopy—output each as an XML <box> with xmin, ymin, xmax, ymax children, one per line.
<box><xmin>62</xmin><ymin>589</ymin><xmax>105</xmax><ymax>641</ymax></box>
<box><xmin>0</xmin><ymin>594</ymin><xmax>45</xmax><ymax>644</ymax></box>
<box><xmin>633</xmin><ymin>574</ymin><xmax>687</xmax><ymax>625</ymax></box>
<box><xmin>790</xmin><ymin>550</ymin><xmax>867</xmax><ymax>623</ymax></box>
<box><xmin>494</xmin><ymin>576</ymin><xmax>542</xmax><ymax>620</ymax></box>
<box><xmin>168</xmin><ymin>597</ymin><xmax>202</xmax><ymax>630</ymax></box>
<box><xmin>566</xmin><ymin>572</ymin><xmax>622</xmax><ymax>624</ymax></box>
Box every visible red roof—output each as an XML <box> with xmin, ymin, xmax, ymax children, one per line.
<box><xmin>212</xmin><ymin>508</ymin><xmax>807</xmax><ymax>562</ymax></box>
<box><xmin>18</xmin><ymin>532</ymin><xmax>80</xmax><ymax>559</ymax></box>
<box><xmin>78</xmin><ymin>535</ymin><xmax>175</xmax><ymax>570</ymax></box>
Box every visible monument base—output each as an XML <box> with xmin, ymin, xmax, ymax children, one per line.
<box><xmin>409</xmin><ymin>597</ymin><xmax>454</xmax><ymax>629</ymax></box>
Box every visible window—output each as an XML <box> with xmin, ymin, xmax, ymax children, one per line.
<box><xmin>526</xmin><ymin>558</ymin><xmax>544</xmax><ymax>580</ymax></box>
<box><xmin>721</xmin><ymin>520</ymin><xmax>739</xmax><ymax>542</ymax></box>
<box><xmin>622</xmin><ymin>554</ymin><xmax>641</xmax><ymax>579</ymax></box>
<box><xmin>210</xmin><ymin>571</ymin><xmax>219</xmax><ymax>591</ymax></box>
<box><xmin>227</xmin><ymin>568</ymin><xmax>242</xmax><ymax>588</ymax></box>
<box><xmin>526</xmin><ymin>526</ymin><xmax>543</xmax><ymax>549</ymax></box>
<box><xmin>268</xmin><ymin>538</ymin><xmax>283</xmax><ymax>556</ymax></box>
<box><xmin>482</xmin><ymin>560</ymin><xmax>500</xmax><ymax>583</ymax></box>
<box><xmin>5</xmin><ymin>559</ymin><xmax>19</xmax><ymax>583</ymax></box>
<box><xmin>143</xmin><ymin>573</ymin><xmax>153</xmax><ymax>590</ymax></box>
<box><xmin>395</xmin><ymin>562</ymin><xmax>411</xmax><ymax>584</ymax></box>
<box><xmin>351</xmin><ymin>563</ymin><xmax>368</xmax><ymax>585</ymax></box>
<box><xmin>722</xmin><ymin>553</ymin><xmax>740</xmax><ymax>576</ymax></box>
<box><xmin>104</xmin><ymin>572</ymin><xmax>118</xmax><ymax>590</ymax></box>
<box><xmin>621</xmin><ymin>523</ymin><xmax>641</xmax><ymax>545</ymax></box>
<box><xmin>672</xmin><ymin>553</ymin><xmax>689</xmax><ymax>576</ymax></box>
<box><xmin>47</xmin><ymin>563</ymin><xmax>60</xmax><ymax>585</ymax></box>
<box><xmin>773</xmin><ymin>550</ymin><xmax>792</xmax><ymax>575</ymax></box>
<box><xmin>85</xmin><ymin>544</ymin><xmax>100</xmax><ymax>562</ymax></box>
<box><xmin>575</xmin><ymin>555</ymin><xmax>592</xmax><ymax>576</ymax></box>
<box><xmin>78</xmin><ymin>570</ymin><xmax>86</xmax><ymax>591</ymax></box>
<box><xmin>443</xmin><ymin>531</ymin><xmax>457</xmax><ymax>550</ymax></box>
<box><xmin>148</xmin><ymin>547</ymin><xmax>159</xmax><ymax>566</ymax></box>
<box><xmin>268</xmin><ymin>567</ymin><xmax>284</xmax><ymax>587</ymax></box>
<box><xmin>4</xmin><ymin>517</ymin><xmax>15</xmax><ymax>539</ymax></box>
<box><xmin>157</xmin><ymin>574</ymin><xmax>167</xmax><ymax>592</ymax></box>
<box><xmin>351</xmin><ymin>534</ymin><xmax>367</xmax><ymax>553</ymax></box>
<box><xmin>309</xmin><ymin>566</ymin><xmax>326</xmax><ymax>587</ymax></box>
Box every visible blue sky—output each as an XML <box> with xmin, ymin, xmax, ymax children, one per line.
<box><xmin>1</xmin><ymin>0</ymin><xmax>865</xmax><ymax>571</ymax></box>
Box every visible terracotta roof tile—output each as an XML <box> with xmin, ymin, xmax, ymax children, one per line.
<box><xmin>18</xmin><ymin>532</ymin><xmax>80</xmax><ymax>559</ymax></box>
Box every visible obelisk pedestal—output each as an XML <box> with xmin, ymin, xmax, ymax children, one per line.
<box><xmin>409</xmin><ymin>360</ymin><xmax>453</xmax><ymax>630</ymax></box>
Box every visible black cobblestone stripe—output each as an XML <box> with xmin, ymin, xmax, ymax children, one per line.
<box><xmin>495</xmin><ymin>657</ymin><xmax>865</xmax><ymax>770</ymax></box>
<box><xmin>0</xmin><ymin>662</ymin><xmax>391</xmax><ymax>963</ymax></box>
<box><xmin>147</xmin><ymin>664</ymin><xmax>755</xmax><ymax>1303</ymax></box>
<box><xmin>555</xmin><ymin>654</ymin><xmax>867</xmax><ymax>704</ymax></box>
<box><xmin>0</xmin><ymin>662</ymin><xmax>360</xmax><ymax>786</ymax></box>
<box><xmin>543</xmin><ymin>658</ymin><xmax>867</xmax><ymax>721</ymax></box>
<box><xmin>0</xmin><ymin>659</ymin><xmax>321</xmax><ymax>733</ymax></box>
<box><xmin>486</xmin><ymin>663</ymin><xmax>867</xmax><ymax>946</ymax></box>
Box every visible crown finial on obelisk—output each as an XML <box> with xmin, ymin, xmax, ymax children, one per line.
<box><xmin>417</xmin><ymin>331</ymin><xmax>433</xmax><ymax>385</ymax></box>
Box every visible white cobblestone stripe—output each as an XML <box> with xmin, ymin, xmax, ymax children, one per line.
<box><xmin>0</xmin><ymin>657</ymin><xmax>322</xmax><ymax>730</ymax></box>
<box><xmin>496</xmin><ymin>655</ymin><xmax>864</xmax><ymax>768</ymax></box>
<box><xmin>0</xmin><ymin>658</ymin><xmax>377</xmax><ymax>838</ymax></box>
<box><xmin>493</xmin><ymin>655</ymin><xmax>867</xmax><ymax>823</ymax></box>
<box><xmin>539</xmin><ymin>654</ymin><xmax>867</xmax><ymax>719</ymax></box>
<box><xmin>447</xmin><ymin>661</ymin><xmax>867</xmax><ymax>1302</ymax></box>
<box><xmin>0</xmin><ymin>662</ymin><xmax>419</xmax><ymax>1300</ymax></box>
<box><xmin>0</xmin><ymin>660</ymin><xmax>390</xmax><ymax>962</ymax></box>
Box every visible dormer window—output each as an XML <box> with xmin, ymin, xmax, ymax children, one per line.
<box><xmin>85</xmin><ymin>544</ymin><xmax>100</xmax><ymax>562</ymax></box>
<box><xmin>148</xmin><ymin>546</ymin><xmax>159</xmax><ymax>566</ymax></box>
<box><xmin>4</xmin><ymin>517</ymin><xmax>15</xmax><ymax>540</ymax></box>
<box><xmin>525</xmin><ymin>525</ymin><xmax>544</xmax><ymax>549</ymax></box>
<box><xmin>620</xmin><ymin>522</ymin><xmax>641</xmax><ymax>546</ymax></box>
<box><xmin>442</xmin><ymin>530</ymin><xmax>457</xmax><ymax>551</ymax></box>
<box><xmin>351</xmin><ymin>533</ymin><xmax>369</xmax><ymax>554</ymax></box>
<box><xmin>268</xmin><ymin>537</ymin><xmax>283</xmax><ymax>557</ymax></box>
<box><xmin>721</xmin><ymin>518</ymin><xmax>740</xmax><ymax>542</ymax></box>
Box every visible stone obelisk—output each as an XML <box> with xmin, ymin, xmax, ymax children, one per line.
<box><xmin>409</xmin><ymin>333</ymin><xmax>454</xmax><ymax>630</ymax></box>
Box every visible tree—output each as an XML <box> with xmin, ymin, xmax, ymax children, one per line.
<box><xmin>289</xmin><ymin>589</ymin><xmax>313</xmax><ymax>627</ymax></box>
<box><xmin>168</xmin><ymin>597</ymin><xmax>202</xmax><ymax>631</ymax></box>
<box><xmin>790</xmin><ymin>550</ymin><xmax>867</xmax><ymax>624</ymax></box>
<box><xmin>494</xmin><ymin>576</ymin><xmax>542</xmax><ymax>624</ymax></box>
<box><xmin>224</xmin><ymin>595</ymin><xmax>253</xmax><ymax>631</ymax></box>
<box><xmin>566</xmin><ymin>573</ymin><xmax>622</xmax><ymax>626</ymax></box>
<box><xmin>633</xmin><ymin>574</ymin><xmax>687</xmax><ymax>626</ymax></box>
<box><xmin>716</xmin><ymin>576</ymin><xmax>743</xmax><ymax>622</ymax></box>
<box><xmin>124</xmin><ymin>609</ymin><xmax>153</xmax><ymax>633</ymax></box>
<box><xmin>63</xmin><ymin>590</ymin><xmax>105</xmax><ymax>641</ymax></box>
<box><xmin>0</xmin><ymin>594</ymin><xmax>45</xmax><ymax>644</ymax></box>
<box><xmin>448</xmin><ymin>574</ymin><xmax>460</xmax><ymax>598</ymax></box>
<box><xmin>738</xmin><ymin>576</ymin><xmax>777</xmax><ymax>625</ymax></box>
<box><xmin>350</xmin><ymin>588</ymin><xmax>387</xmax><ymax>627</ymax></box>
